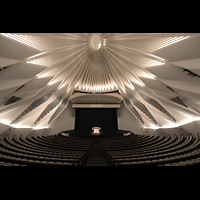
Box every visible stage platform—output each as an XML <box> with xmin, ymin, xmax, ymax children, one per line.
<box><xmin>60</xmin><ymin>129</ymin><xmax>131</xmax><ymax>138</ymax></box>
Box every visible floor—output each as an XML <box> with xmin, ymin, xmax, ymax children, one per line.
<box><xmin>84</xmin><ymin>140</ymin><xmax>108</xmax><ymax>166</ymax></box>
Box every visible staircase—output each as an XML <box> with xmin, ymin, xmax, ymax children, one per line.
<box><xmin>84</xmin><ymin>140</ymin><xmax>108</xmax><ymax>166</ymax></box>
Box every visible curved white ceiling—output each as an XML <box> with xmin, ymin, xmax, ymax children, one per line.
<box><xmin>0</xmin><ymin>33</ymin><xmax>200</xmax><ymax>130</ymax></box>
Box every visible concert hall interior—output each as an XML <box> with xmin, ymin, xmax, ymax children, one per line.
<box><xmin>0</xmin><ymin>33</ymin><xmax>200</xmax><ymax>166</ymax></box>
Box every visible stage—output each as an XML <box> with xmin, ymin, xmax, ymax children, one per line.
<box><xmin>60</xmin><ymin>129</ymin><xmax>131</xmax><ymax>138</ymax></box>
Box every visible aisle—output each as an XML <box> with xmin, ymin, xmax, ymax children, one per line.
<box><xmin>84</xmin><ymin>140</ymin><xmax>108</xmax><ymax>166</ymax></box>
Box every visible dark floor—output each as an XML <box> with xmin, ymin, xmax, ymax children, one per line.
<box><xmin>84</xmin><ymin>140</ymin><xmax>108</xmax><ymax>166</ymax></box>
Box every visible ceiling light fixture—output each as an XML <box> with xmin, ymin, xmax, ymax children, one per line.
<box><xmin>90</xmin><ymin>34</ymin><xmax>102</xmax><ymax>50</ymax></box>
<box><xmin>0</xmin><ymin>120</ymin><xmax>10</xmax><ymax>126</ymax></box>
<box><xmin>32</xmin><ymin>126</ymin><xmax>48</xmax><ymax>130</ymax></box>
<box><xmin>10</xmin><ymin>124</ymin><xmax>31</xmax><ymax>129</ymax></box>
<box><xmin>144</xmin><ymin>116</ymin><xmax>200</xmax><ymax>129</ymax></box>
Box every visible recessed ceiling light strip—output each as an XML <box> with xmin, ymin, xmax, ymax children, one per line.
<box><xmin>106</xmin><ymin>45</ymin><xmax>145</xmax><ymax>87</ymax></box>
<box><xmin>102</xmin><ymin>54</ymin><xmax>117</xmax><ymax>90</ymax></box>
<box><xmin>149</xmin><ymin>36</ymin><xmax>190</xmax><ymax>52</ymax></box>
<box><xmin>79</xmin><ymin>60</ymin><xmax>91</xmax><ymax>90</ymax></box>
<box><xmin>108</xmin><ymin>42</ymin><xmax>165</xmax><ymax>66</ymax></box>
<box><xmin>46</xmin><ymin>33</ymin><xmax>88</xmax><ymax>41</ymax></box>
<box><xmin>43</xmin><ymin>46</ymin><xmax>88</xmax><ymax>83</ymax></box>
<box><xmin>107</xmin><ymin>44</ymin><xmax>155</xmax><ymax>82</ymax></box>
<box><xmin>105</xmin><ymin>50</ymin><xmax>135</xmax><ymax>90</ymax></box>
<box><xmin>36</xmin><ymin>44</ymin><xmax>88</xmax><ymax>79</ymax></box>
<box><xmin>103</xmin><ymin>50</ymin><xmax>126</xmax><ymax>93</ymax></box>
<box><xmin>58</xmin><ymin>48</ymin><xmax>91</xmax><ymax>90</ymax></box>
<box><xmin>27</xmin><ymin>42</ymin><xmax>88</xmax><ymax>65</ymax></box>
<box><xmin>75</xmin><ymin>50</ymin><xmax>93</xmax><ymax>91</ymax></box>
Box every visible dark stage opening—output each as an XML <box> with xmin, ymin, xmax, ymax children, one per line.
<box><xmin>74</xmin><ymin>108</ymin><xmax>118</xmax><ymax>136</ymax></box>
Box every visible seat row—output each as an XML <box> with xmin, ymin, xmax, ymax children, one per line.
<box><xmin>99</xmin><ymin>133</ymin><xmax>200</xmax><ymax>166</ymax></box>
<box><xmin>0</xmin><ymin>134</ymin><xmax>93</xmax><ymax>166</ymax></box>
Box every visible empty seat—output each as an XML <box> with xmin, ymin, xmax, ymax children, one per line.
<box><xmin>100</xmin><ymin>133</ymin><xmax>200</xmax><ymax>166</ymax></box>
<box><xmin>0</xmin><ymin>134</ymin><xmax>93</xmax><ymax>166</ymax></box>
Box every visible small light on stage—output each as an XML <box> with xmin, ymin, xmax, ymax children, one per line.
<box><xmin>92</xmin><ymin>127</ymin><xmax>101</xmax><ymax>135</ymax></box>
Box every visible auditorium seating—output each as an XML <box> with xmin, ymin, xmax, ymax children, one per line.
<box><xmin>0</xmin><ymin>134</ymin><xmax>93</xmax><ymax>166</ymax></box>
<box><xmin>99</xmin><ymin>133</ymin><xmax>200</xmax><ymax>166</ymax></box>
<box><xmin>0</xmin><ymin>132</ymin><xmax>200</xmax><ymax>166</ymax></box>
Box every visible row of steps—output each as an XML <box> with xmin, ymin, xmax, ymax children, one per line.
<box><xmin>84</xmin><ymin>140</ymin><xmax>108</xmax><ymax>166</ymax></box>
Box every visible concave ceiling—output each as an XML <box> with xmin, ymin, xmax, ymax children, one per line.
<box><xmin>0</xmin><ymin>33</ymin><xmax>200</xmax><ymax>130</ymax></box>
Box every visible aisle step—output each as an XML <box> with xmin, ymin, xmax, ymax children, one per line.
<box><xmin>85</xmin><ymin>140</ymin><xmax>108</xmax><ymax>166</ymax></box>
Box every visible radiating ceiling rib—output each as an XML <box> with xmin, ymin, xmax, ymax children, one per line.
<box><xmin>128</xmin><ymin>96</ymin><xmax>158</xmax><ymax>125</ymax></box>
<box><xmin>11</xmin><ymin>92</ymin><xmax>53</xmax><ymax>124</ymax></box>
<box><xmin>108</xmin><ymin>34</ymin><xmax>190</xmax><ymax>53</ymax></box>
<box><xmin>105</xmin><ymin>44</ymin><xmax>156</xmax><ymax>85</ymax></box>
<box><xmin>81</xmin><ymin>57</ymin><xmax>91</xmax><ymax>88</ymax></box>
<box><xmin>45</xmin><ymin>33</ymin><xmax>88</xmax><ymax>41</ymax></box>
<box><xmin>76</xmin><ymin>56</ymin><xmax>92</xmax><ymax>89</ymax></box>
<box><xmin>105</xmin><ymin>45</ymin><xmax>150</xmax><ymax>85</ymax></box>
<box><xmin>103</xmin><ymin>49</ymin><xmax>127</xmax><ymax>93</ymax></box>
<box><xmin>101</xmin><ymin>55</ymin><xmax>115</xmax><ymax>90</ymax></box>
<box><xmin>105</xmin><ymin>45</ymin><xmax>144</xmax><ymax>88</ymax></box>
<box><xmin>33</xmin><ymin>94</ymin><xmax>64</xmax><ymax>125</ymax></box>
<box><xmin>28</xmin><ymin>43</ymin><xmax>88</xmax><ymax>67</ymax></box>
<box><xmin>123</xmin><ymin>97</ymin><xmax>145</xmax><ymax>125</ymax></box>
<box><xmin>47</xmin><ymin>95</ymin><xmax>70</xmax><ymax>125</ymax></box>
<box><xmin>64</xmin><ymin>48</ymin><xmax>92</xmax><ymax>91</ymax></box>
<box><xmin>77</xmin><ymin>50</ymin><xmax>92</xmax><ymax>90</ymax></box>
<box><xmin>36</xmin><ymin>44</ymin><xmax>89</xmax><ymax>79</ymax></box>
<box><xmin>97</xmin><ymin>55</ymin><xmax>110</xmax><ymax>90</ymax></box>
<box><xmin>105</xmin><ymin>33</ymin><xmax>167</xmax><ymax>41</ymax></box>
<box><xmin>106</xmin><ymin>53</ymin><xmax>135</xmax><ymax>90</ymax></box>
<box><xmin>107</xmin><ymin>42</ymin><xmax>165</xmax><ymax>67</ymax></box>
<box><xmin>101</xmin><ymin>58</ymin><xmax>111</xmax><ymax>90</ymax></box>
<box><xmin>57</xmin><ymin>48</ymin><xmax>90</xmax><ymax>89</ymax></box>
<box><xmin>139</xmin><ymin>92</ymin><xmax>177</xmax><ymax>122</ymax></box>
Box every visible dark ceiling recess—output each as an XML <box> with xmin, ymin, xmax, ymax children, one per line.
<box><xmin>170</xmin><ymin>96</ymin><xmax>188</xmax><ymax>107</ymax></box>
<box><xmin>182</xmin><ymin>68</ymin><xmax>200</xmax><ymax>78</ymax></box>
<box><xmin>15</xmin><ymin>84</ymin><xmax>25</xmax><ymax>92</ymax></box>
<box><xmin>0</xmin><ymin>66</ymin><xmax>9</xmax><ymax>71</ymax></box>
<box><xmin>4</xmin><ymin>96</ymin><xmax>22</xmax><ymax>105</ymax></box>
<box><xmin>166</xmin><ymin>85</ymin><xmax>175</xmax><ymax>92</ymax></box>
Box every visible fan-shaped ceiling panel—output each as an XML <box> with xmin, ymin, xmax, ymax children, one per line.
<box><xmin>0</xmin><ymin>33</ymin><xmax>200</xmax><ymax>130</ymax></box>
